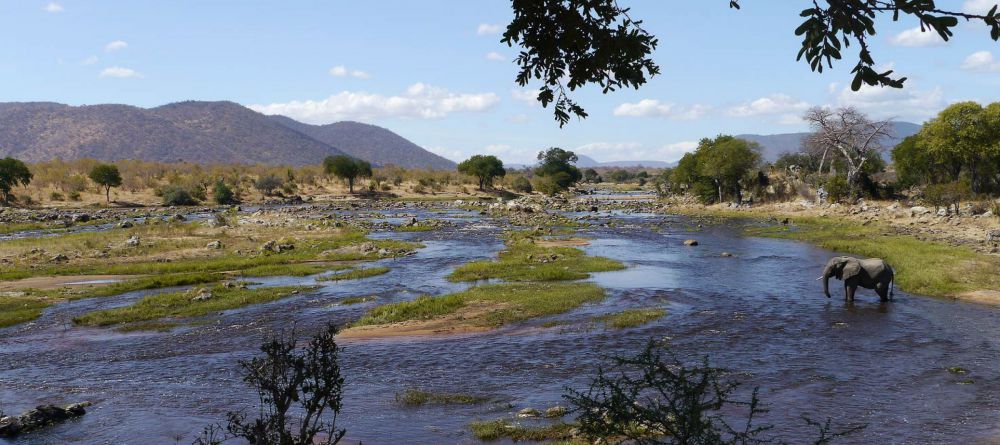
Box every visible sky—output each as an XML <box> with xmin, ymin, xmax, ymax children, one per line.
<box><xmin>1</xmin><ymin>0</ymin><xmax>999</xmax><ymax>165</ymax></box>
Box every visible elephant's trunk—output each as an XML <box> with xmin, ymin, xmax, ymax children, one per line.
<box><xmin>822</xmin><ymin>265</ymin><xmax>833</xmax><ymax>298</ymax></box>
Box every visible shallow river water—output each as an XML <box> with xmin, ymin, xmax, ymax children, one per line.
<box><xmin>2</xmin><ymin>209</ymin><xmax>999</xmax><ymax>444</ymax></box>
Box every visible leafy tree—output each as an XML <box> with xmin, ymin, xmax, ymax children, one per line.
<box><xmin>457</xmin><ymin>155</ymin><xmax>506</xmax><ymax>190</ymax></box>
<box><xmin>212</xmin><ymin>180</ymin><xmax>239</xmax><ymax>205</ymax></box>
<box><xmin>255</xmin><ymin>175</ymin><xmax>284</xmax><ymax>197</ymax></box>
<box><xmin>503</xmin><ymin>1</ymin><xmax>1000</xmax><ymax>126</ymax></box>
<box><xmin>774</xmin><ymin>152</ymin><xmax>822</xmax><ymax>175</ymax></box>
<box><xmin>88</xmin><ymin>163</ymin><xmax>123</xmax><ymax>203</ymax></box>
<box><xmin>919</xmin><ymin>101</ymin><xmax>1000</xmax><ymax>193</ymax></box>
<box><xmin>323</xmin><ymin>156</ymin><xmax>372</xmax><ymax>193</ymax></box>
<box><xmin>697</xmin><ymin>136</ymin><xmax>762</xmax><ymax>203</ymax></box>
<box><xmin>583</xmin><ymin>168</ymin><xmax>601</xmax><ymax>183</ymax></box>
<box><xmin>535</xmin><ymin>147</ymin><xmax>582</xmax><ymax>191</ymax></box>
<box><xmin>608</xmin><ymin>169</ymin><xmax>632</xmax><ymax>183</ymax></box>
<box><xmin>511</xmin><ymin>175</ymin><xmax>533</xmax><ymax>193</ymax></box>
<box><xmin>196</xmin><ymin>323</ymin><xmax>346</xmax><ymax>445</ymax></box>
<box><xmin>0</xmin><ymin>157</ymin><xmax>32</xmax><ymax>205</ymax></box>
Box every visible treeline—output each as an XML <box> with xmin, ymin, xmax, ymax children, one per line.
<box><xmin>657</xmin><ymin>102</ymin><xmax>1000</xmax><ymax>212</ymax></box>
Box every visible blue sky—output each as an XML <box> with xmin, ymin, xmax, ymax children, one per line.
<box><xmin>1</xmin><ymin>1</ymin><xmax>998</xmax><ymax>164</ymax></box>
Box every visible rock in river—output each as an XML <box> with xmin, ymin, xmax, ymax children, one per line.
<box><xmin>0</xmin><ymin>402</ymin><xmax>91</xmax><ymax>438</ymax></box>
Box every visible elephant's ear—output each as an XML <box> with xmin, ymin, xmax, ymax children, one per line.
<box><xmin>841</xmin><ymin>260</ymin><xmax>862</xmax><ymax>280</ymax></box>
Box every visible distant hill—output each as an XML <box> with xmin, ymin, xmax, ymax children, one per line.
<box><xmin>268</xmin><ymin>117</ymin><xmax>455</xmax><ymax>170</ymax></box>
<box><xmin>576</xmin><ymin>154</ymin><xmax>673</xmax><ymax>168</ymax></box>
<box><xmin>0</xmin><ymin>101</ymin><xmax>454</xmax><ymax>168</ymax></box>
<box><xmin>737</xmin><ymin>121</ymin><xmax>921</xmax><ymax>161</ymax></box>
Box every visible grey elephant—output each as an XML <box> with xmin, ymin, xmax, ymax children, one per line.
<box><xmin>819</xmin><ymin>256</ymin><xmax>894</xmax><ymax>302</ymax></box>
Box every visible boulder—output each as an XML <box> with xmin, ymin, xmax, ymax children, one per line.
<box><xmin>516</xmin><ymin>408</ymin><xmax>541</xmax><ymax>418</ymax></box>
<box><xmin>544</xmin><ymin>406</ymin><xmax>568</xmax><ymax>418</ymax></box>
<box><xmin>683</xmin><ymin>239</ymin><xmax>699</xmax><ymax>246</ymax></box>
<box><xmin>118</xmin><ymin>220</ymin><xmax>134</xmax><ymax>228</ymax></box>
<box><xmin>125</xmin><ymin>235</ymin><xmax>141</xmax><ymax>247</ymax></box>
<box><xmin>190</xmin><ymin>288</ymin><xmax>213</xmax><ymax>302</ymax></box>
<box><xmin>50</xmin><ymin>253</ymin><xmax>69</xmax><ymax>263</ymax></box>
<box><xmin>206</xmin><ymin>240</ymin><xmax>223</xmax><ymax>249</ymax></box>
<box><xmin>71</xmin><ymin>214</ymin><xmax>91</xmax><ymax>223</ymax></box>
<box><xmin>987</xmin><ymin>229</ymin><xmax>1000</xmax><ymax>243</ymax></box>
<box><xmin>909</xmin><ymin>206</ymin><xmax>930</xmax><ymax>217</ymax></box>
<box><xmin>720</xmin><ymin>252</ymin><xmax>734</xmax><ymax>257</ymax></box>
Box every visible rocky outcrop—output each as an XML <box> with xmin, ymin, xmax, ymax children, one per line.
<box><xmin>0</xmin><ymin>402</ymin><xmax>91</xmax><ymax>438</ymax></box>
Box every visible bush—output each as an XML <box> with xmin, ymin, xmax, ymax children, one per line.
<box><xmin>532</xmin><ymin>175</ymin><xmax>563</xmax><ymax>196</ymax></box>
<box><xmin>825</xmin><ymin>176</ymin><xmax>850</xmax><ymax>203</ymax></box>
<box><xmin>254</xmin><ymin>175</ymin><xmax>283</xmax><ymax>196</ymax></box>
<box><xmin>68</xmin><ymin>191</ymin><xmax>81</xmax><ymax>201</ymax></box>
<box><xmin>924</xmin><ymin>180</ymin><xmax>972</xmax><ymax>212</ymax></box>
<box><xmin>511</xmin><ymin>176</ymin><xmax>533</xmax><ymax>193</ymax></box>
<box><xmin>49</xmin><ymin>191</ymin><xmax>64</xmax><ymax>201</ymax></box>
<box><xmin>161</xmin><ymin>185</ymin><xmax>199</xmax><ymax>206</ymax></box>
<box><xmin>212</xmin><ymin>180</ymin><xmax>239</xmax><ymax>205</ymax></box>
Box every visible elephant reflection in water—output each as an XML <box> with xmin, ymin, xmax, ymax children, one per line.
<box><xmin>819</xmin><ymin>256</ymin><xmax>895</xmax><ymax>302</ymax></box>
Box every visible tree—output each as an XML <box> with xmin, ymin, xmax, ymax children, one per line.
<box><xmin>583</xmin><ymin>168</ymin><xmax>601</xmax><ymax>183</ymax></box>
<box><xmin>196</xmin><ymin>323</ymin><xmax>346</xmax><ymax>445</ymax></box>
<box><xmin>804</xmin><ymin>107</ymin><xmax>891</xmax><ymax>194</ymax></box>
<box><xmin>696</xmin><ymin>136</ymin><xmax>762</xmax><ymax>203</ymax></box>
<box><xmin>919</xmin><ymin>101</ymin><xmax>1000</xmax><ymax>193</ymax></box>
<box><xmin>503</xmin><ymin>0</ymin><xmax>1000</xmax><ymax>126</ymax></box>
<box><xmin>213</xmin><ymin>180</ymin><xmax>239</xmax><ymax>205</ymax></box>
<box><xmin>457</xmin><ymin>155</ymin><xmax>506</xmax><ymax>190</ymax></box>
<box><xmin>535</xmin><ymin>147</ymin><xmax>583</xmax><ymax>192</ymax></box>
<box><xmin>160</xmin><ymin>185</ymin><xmax>199</xmax><ymax>206</ymax></box>
<box><xmin>88</xmin><ymin>163</ymin><xmax>122</xmax><ymax>203</ymax></box>
<box><xmin>254</xmin><ymin>175</ymin><xmax>284</xmax><ymax>197</ymax></box>
<box><xmin>607</xmin><ymin>169</ymin><xmax>632</xmax><ymax>183</ymax></box>
<box><xmin>0</xmin><ymin>157</ymin><xmax>32</xmax><ymax>205</ymax></box>
<box><xmin>323</xmin><ymin>156</ymin><xmax>372</xmax><ymax>193</ymax></box>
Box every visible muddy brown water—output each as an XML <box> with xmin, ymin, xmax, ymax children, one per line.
<box><xmin>2</xmin><ymin>208</ymin><xmax>999</xmax><ymax>444</ymax></box>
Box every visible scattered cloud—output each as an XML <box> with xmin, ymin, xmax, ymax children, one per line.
<box><xmin>99</xmin><ymin>67</ymin><xmax>141</xmax><ymax>78</ymax></box>
<box><xmin>963</xmin><ymin>0</ymin><xmax>998</xmax><ymax>13</ymax></box>
<box><xmin>82</xmin><ymin>56</ymin><xmax>98</xmax><ymax>65</ymax></box>
<box><xmin>105</xmin><ymin>40</ymin><xmax>128</xmax><ymax>52</ymax></box>
<box><xmin>249</xmin><ymin>83</ymin><xmax>501</xmax><ymax>123</ymax></box>
<box><xmin>612</xmin><ymin>99</ymin><xmax>709</xmax><ymax>120</ymax></box>
<box><xmin>425</xmin><ymin>146</ymin><xmax>465</xmax><ymax>162</ymax></box>
<box><xmin>835</xmin><ymin>83</ymin><xmax>944</xmax><ymax>119</ymax></box>
<box><xmin>44</xmin><ymin>2</ymin><xmax>63</xmax><ymax>13</ymax></box>
<box><xmin>486</xmin><ymin>51</ymin><xmax>505</xmax><ymax>61</ymax></box>
<box><xmin>477</xmin><ymin>23</ymin><xmax>502</xmax><ymax>35</ymax></box>
<box><xmin>575</xmin><ymin>141</ymin><xmax>697</xmax><ymax>163</ymax></box>
<box><xmin>890</xmin><ymin>27</ymin><xmax>946</xmax><ymax>47</ymax></box>
<box><xmin>329</xmin><ymin>65</ymin><xmax>369</xmax><ymax>79</ymax></box>
<box><xmin>961</xmin><ymin>50</ymin><xmax>1000</xmax><ymax>71</ymax></box>
<box><xmin>511</xmin><ymin>88</ymin><xmax>540</xmax><ymax>106</ymax></box>
<box><xmin>727</xmin><ymin>94</ymin><xmax>810</xmax><ymax>117</ymax></box>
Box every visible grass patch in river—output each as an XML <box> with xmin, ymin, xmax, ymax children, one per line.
<box><xmin>594</xmin><ymin>308</ymin><xmax>666</xmax><ymax>329</ymax></box>
<box><xmin>448</xmin><ymin>233</ymin><xmax>623</xmax><ymax>282</ymax></box>
<box><xmin>240</xmin><ymin>263</ymin><xmax>352</xmax><ymax>277</ymax></box>
<box><xmin>352</xmin><ymin>282</ymin><xmax>605</xmax><ymax>328</ymax></box>
<box><xmin>395</xmin><ymin>388</ymin><xmax>490</xmax><ymax>406</ymax></box>
<box><xmin>338</xmin><ymin>296</ymin><xmax>377</xmax><ymax>305</ymax></box>
<box><xmin>745</xmin><ymin>216</ymin><xmax>1000</xmax><ymax>298</ymax></box>
<box><xmin>469</xmin><ymin>419</ymin><xmax>577</xmax><ymax>442</ymax></box>
<box><xmin>73</xmin><ymin>285</ymin><xmax>312</xmax><ymax>328</ymax></box>
<box><xmin>318</xmin><ymin>266</ymin><xmax>390</xmax><ymax>282</ymax></box>
<box><xmin>0</xmin><ymin>296</ymin><xmax>50</xmax><ymax>328</ymax></box>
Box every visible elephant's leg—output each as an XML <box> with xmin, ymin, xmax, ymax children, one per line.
<box><xmin>847</xmin><ymin>284</ymin><xmax>857</xmax><ymax>301</ymax></box>
<box><xmin>876</xmin><ymin>283</ymin><xmax>888</xmax><ymax>301</ymax></box>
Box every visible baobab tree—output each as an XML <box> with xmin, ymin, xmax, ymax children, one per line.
<box><xmin>804</xmin><ymin>107</ymin><xmax>892</xmax><ymax>193</ymax></box>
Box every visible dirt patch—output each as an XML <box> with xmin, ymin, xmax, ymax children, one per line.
<box><xmin>536</xmin><ymin>237</ymin><xmax>591</xmax><ymax>248</ymax></box>
<box><xmin>338</xmin><ymin>301</ymin><xmax>508</xmax><ymax>339</ymax></box>
<box><xmin>0</xmin><ymin>275</ymin><xmax>139</xmax><ymax>291</ymax></box>
<box><xmin>953</xmin><ymin>290</ymin><xmax>1000</xmax><ymax>306</ymax></box>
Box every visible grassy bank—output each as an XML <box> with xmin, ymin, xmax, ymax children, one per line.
<box><xmin>676</xmin><ymin>207</ymin><xmax>1000</xmax><ymax>298</ymax></box>
<box><xmin>0</xmin><ymin>296</ymin><xmax>51</xmax><ymax>328</ymax></box>
<box><xmin>318</xmin><ymin>266</ymin><xmax>390</xmax><ymax>282</ymax></box>
<box><xmin>73</xmin><ymin>285</ymin><xmax>312</xmax><ymax>328</ymax></box>
<box><xmin>395</xmin><ymin>389</ymin><xmax>490</xmax><ymax>406</ymax></box>
<box><xmin>448</xmin><ymin>233</ymin><xmax>623</xmax><ymax>282</ymax></box>
<box><xmin>594</xmin><ymin>308</ymin><xmax>666</xmax><ymax>329</ymax></box>
<box><xmin>469</xmin><ymin>419</ymin><xmax>577</xmax><ymax>442</ymax></box>
<box><xmin>352</xmin><ymin>282</ymin><xmax>605</xmax><ymax>329</ymax></box>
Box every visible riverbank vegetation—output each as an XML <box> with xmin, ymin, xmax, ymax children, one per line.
<box><xmin>395</xmin><ymin>389</ymin><xmax>490</xmax><ymax>407</ymax></box>
<box><xmin>318</xmin><ymin>266</ymin><xmax>390</xmax><ymax>282</ymax></box>
<box><xmin>448</xmin><ymin>231</ymin><xmax>623</xmax><ymax>282</ymax></box>
<box><xmin>72</xmin><ymin>285</ymin><xmax>312</xmax><ymax>329</ymax></box>
<box><xmin>594</xmin><ymin>308</ymin><xmax>666</xmax><ymax>329</ymax></box>
<box><xmin>0</xmin><ymin>295</ymin><xmax>50</xmax><ymax>328</ymax></box>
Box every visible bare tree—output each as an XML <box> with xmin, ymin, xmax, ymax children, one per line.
<box><xmin>804</xmin><ymin>107</ymin><xmax>892</xmax><ymax>190</ymax></box>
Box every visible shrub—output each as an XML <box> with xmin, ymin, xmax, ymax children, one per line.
<box><xmin>511</xmin><ymin>176</ymin><xmax>533</xmax><ymax>193</ymax></box>
<box><xmin>532</xmin><ymin>175</ymin><xmax>562</xmax><ymax>196</ymax></box>
<box><xmin>825</xmin><ymin>176</ymin><xmax>850</xmax><ymax>203</ymax></box>
<box><xmin>254</xmin><ymin>175</ymin><xmax>283</xmax><ymax>196</ymax></box>
<box><xmin>924</xmin><ymin>180</ymin><xmax>972</xmax><ymax>212</ymax></box>
<box><xmin>212</xmin><ymin>180</ymin><xmax>239</xmax><ymax>205</ymax></box>
<box><xmin>49</xmin><ymin>191</ymin><xmax>64</xmax><ymax>201</ymax></box>
<box><xmin>161</xmin><ymin>185</ymin><xmax>199</xmax><ymax>206</ymax></box>
<box><xmin>68</xmin><ymin>191</ymin><xmax>81</xmax><ymax>201</ymax></box>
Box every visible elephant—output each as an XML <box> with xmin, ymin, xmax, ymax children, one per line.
<box><xmin>819</xmin><ymin>256</ymin><xmax>894</xmax><ymax>302</ymax></box>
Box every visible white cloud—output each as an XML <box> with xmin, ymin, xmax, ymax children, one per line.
<box><xmin>82</xmin><ymin>56</ymin><xmax>98</xmax><ymax>65</ymax></box>
<box><xmin>486</xmin><ymin>51</ymin><xmax>505</xmax><ymax>61</ymax></box>
<box><xmin>575</xmin><ymin>141</ymin><xmax>697</xmax><ymax>163</ymax></box>
<box><xmin>511</xmin><ymin>88</ymin><xmax>540</xmax><ymax>107</ymax></box>
<box><xmin>963</xmin><ymin>0</ymin><xmax>998</xmax><ymax>13</ymax></box>
<box><xmin>727</xmin><ymin>94</ymin><xmax>810</xmax><ymax>117</ymax></box>
<box><xmin>329</xmin><ymin>65</ymin><xmax>369</xmax><ymax>79</ymax></box>
<box><xmin>99</xmin><ymin>67</ymin><xmax>141</xmax><ymax>78</ymax></box>
<box><xmin>44</xmin><ymin>2</ymin><xmax>63</xmax><ymax>13</ymax></box>
<box><xmin>612</xmin><ymin>99</ymin><xmax>709</xmax><ymax>120</ymax></box>
<box><xmin>248</xmin><ymin>83</ymin><xmax>501</xmax><ymax>123</ymax></box>
<box><xmin>835</xmin><ymin>83</ymin><xmax>944</xmax><ymax>119</ymax></box>
<box><xmin>961</xmin><ymin>50</ymin><xmax>1000</xmax><ymax>71</ymax></box>
<box><xmin>425</xmin><ymin>146</ymin><xmax>465</xmax><ymax>162</ymax></box>
<box><xmin>890</xmin><ymin>27</ymin><xmax>946</xmax><ymax>47</ymax></box>
<box><xmin>477</xmin><ymin>23</ymin><xmax>502</xmax><ymax>35</ymax></box>
<box><xmin>105</xmin><ymin>40</ymin><xmax>128</xmax><ymax>52</ymax></box>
